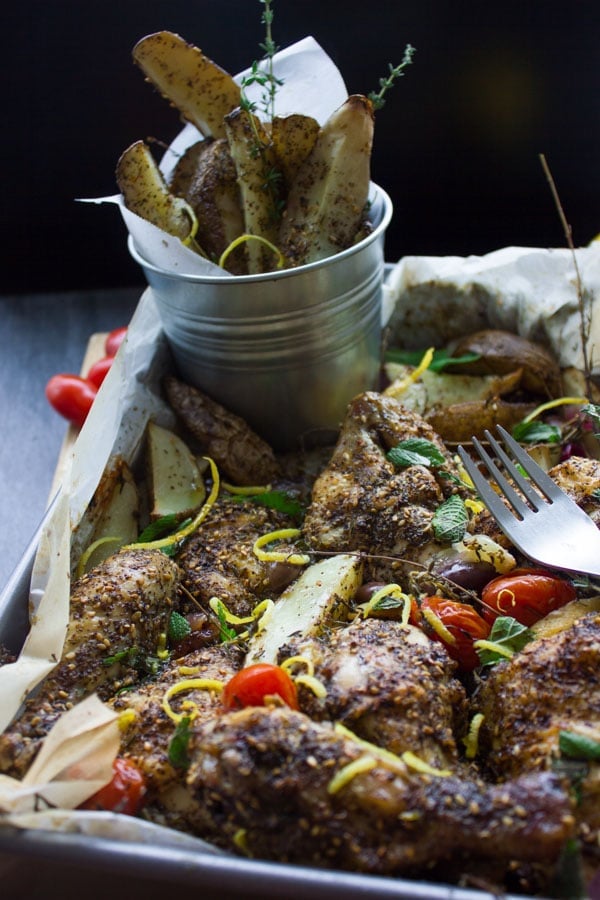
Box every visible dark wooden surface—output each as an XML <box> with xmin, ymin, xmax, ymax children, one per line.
<box><xmin>0</xmin><ymin>287</ymin><xmax>143</xmax><ymax>594</ymax></box>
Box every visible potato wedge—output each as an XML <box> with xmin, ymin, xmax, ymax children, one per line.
<box><xmin>71</xmin><ymin>458</ymin><xmax>140</xmax><ymax>574</ymax></box>
<box><xmin>116</xmin><ymin>140</ymin><xmax>199</xmax><ymax>244</ymax></box>
<box><xmin>271</xmin><ymin>113</ymin><xmax>320</xmax><ymax>189</ymax></box>
<box><xmin>132</xmin><ymin>31</ymin><xmax>240</xmax><ymax>139</ymax></box>
<box><xmin>224</xmin><ymin>107</ymin><xmax>281</xmax><ymax>273</ymax></box>
<box><xmin>279</xmin><ymin>94</ymin><xmax>374</xmax><ymax>266</ymax></box>
<box><xmin>169</xmin><ymin>138</ymin><xmax>246</xmax><ymax>273</ymax></box>
<box><xmin>448</xmin><ymin>330</ymin><xmax>562</xmax><ymax>397</ymax></box>
<box><xmin>244</xmin><ymin>554</ymin><xmax>363</xmax><ymax>665</ymax></box>
<box><xmin>147</xmin><ymin>421</ymin><xmax>207</xmax><ymax>521</ymax></box>
<box><xmin>424</xmin><ymin>398</ymin><xmax>537</xmax><ymax>444</ymax></box>
<box><xmin>384</xmin><ymin>365</ymin><xmax>523</xmax><ymax>413</ymax></box>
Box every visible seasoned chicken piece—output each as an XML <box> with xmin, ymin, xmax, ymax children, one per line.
<box><xmin>284</xmin><ymin>617</ymin><xmax>467</xmax><ymax>769</ymax></box>
<box><xmin>303</xmin><ymin>392</ymin><xmax>466</xmax><ymax>583</ymax></box>
<box><xmin>112</xmin><ymin>642</ymin><xmax>242</xmax><ymax>831</ymax></box>
<box><xmin>176</xmin><ymin>494</ymin><xmax>303</xmax><ymax>618</ymax></box>
<box><xmin>0</xmin><ymin>549</ymin><xmax>180</xmax><ymax>777</ymax></box>
<box><xmin>164</xmin><ymin>375</ymin><xmax>280</xmax><ymax>486</ymax></box>
<box><xmin>185</xmin><ymin>706</ymin><xmax>574</xmax><ymax>881</ymax></box>
<box><xmin>472</xmin><ymin>611</ymin><xmax>600</xmax><ymax>860</ymax></box>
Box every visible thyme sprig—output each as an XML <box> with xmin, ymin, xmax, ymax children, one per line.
<box><xmin>239</xmin><ymin>0</ymin><xmax>284</xmax><ymax>225</ymax></box>
<box><xmin>369</xmin><ymin>44</ymin><xmax>416</xmax><ymax>111</ymax></box>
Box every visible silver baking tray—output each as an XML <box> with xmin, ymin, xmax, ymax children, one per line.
<box><xmin>0</xmin><ymin>536</ymin><xmax>529</xmax><ymax>900</ymax></box>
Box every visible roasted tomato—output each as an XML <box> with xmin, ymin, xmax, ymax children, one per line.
<box><xmin>420</xmin><ymin>596</ymin><xmax>491</xmax><ymax>672</ymax></box>
<box><xmin>79</xmin><ymin>757</ymin><xmax>147</xmax><ymax>816</ymax></box>
<box><xmin>222</xmin><ymin>663</ymin><xmax>299</xmax><ymax>710</ymax></box>
<box><xmin>45</xmin><ymin>373</ymin><xmax>98</xmax><ymax>428</ymax></box>
<box><xmin>480</xmin><ymin>568</ymin><xmax>577</xmax><ymax>627</ymax></box>
<box><xmin>104</xmin><ymin>325</ymin><xmax>128</xmax><ymax>357</ymax></box>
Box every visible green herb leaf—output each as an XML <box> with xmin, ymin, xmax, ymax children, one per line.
<box><xmin>231</xmin><ymin>489</ymin><xmax>304</xmax><ymax>520</ymax></box>
<box><xmin>551</xmin><ymin>839</ymin><xmax>587</xmax><ymax>900</ymax></box>
<box><xmin>137</xmin><ymin>514</ymin><xmax>189</xmax><ymax>543</ymax></box>
<box><xmin>213</xmin><ymin>600</ymin><xmax>238</xmax><ymax>643</ymax></box>
<box><xmin>511</xmin><ymin>420</ymin><xmax>561</xmax><ymax>443</ymax></box>
<box><xmin>559</xmin><ymin>730</ymin><xmax>600</xmax><ymax>761</ymax></box>
<box><xmin>384</xmin><ymin>347</ymin><xmax>481</xmax><ymax>372</ymax></box>
<box><xmin>581</xmin><ymin>402</ymin><xmax>600</xmax><ymax>433</ymax></box>
<box><xmin>168</xmin><ymin>611</ymin><xmax>192</xmax><ymax>644</ymax></box>
<box><xmin>102</xmin><ymin>645</ymin><xmax>163</xmax><ymax>676</ymax></box>
<box><xmin>168</xmin><ymin>715</ymin><xmax>193</xmax><ymax>770</ymax></box>
<box><xmin>432</xmin><ymin>495</ymin><xmax>468</xmax><ymax>543</ymax></box>
<box><xmin>368</xmin><ymin>44</ymin><xmax>416</xmax><ymax>111</ymax></box>
<box><xmin>476</xmin><ymin>616</ymin><xmax>533</xmax><ymax>667</ymax></box>
<box><xmin>387</xmin><ymin>438</ymin><xmax>446</xmax><ymax>468</ymax></box>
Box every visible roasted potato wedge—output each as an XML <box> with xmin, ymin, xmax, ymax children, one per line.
<box><xmin>279</xmin><ymin>94</ymin><xmax>374</xmax><ymax>266</ymax></box>
<box><xmin>116</xmin><ymin>140</ymin><xmax>200</xmax><ymax>244</ymax></box>
<box><xmin>384</xmin><ymin>365</ymin><xmax>523</xmax><ymax>413</ymax></box>
<box><xmin>425</xmin><ymin>398</ymin><xmax>537</xmax><ymax>444</ymax></box>
<box><xmin>271</xmin><ymin>113</ymin><xmax>320</xmax><ymax>189</ymax></box>
<box><xmin>132</xmin><ymin>31</ymin><xmax>240</xmax><ymax>139</ymax></box>
<box><xmin>448</xmin><ymin>330</ymin><xmax>562</xmax><ymax>397</ymax></box>
<box><xmin>169</xmin><ymin>138</ymin><xmax>246</xmax><ymax>273</ymax></box>
<box><xmin>224</xmin><ymin>107</ymin><xmax>281</xmax><ymax>273</ymax></box>
<box><xmin>146</xmin><ymin>421</ymin><xmax>207</xmax><ymax>522</ymax></box>
<box><xmin>245</xmin><ymin>554</ymin><xmax>363</xmax><ymax>665</ymax></box>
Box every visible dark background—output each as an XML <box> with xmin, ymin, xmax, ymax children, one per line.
<box><xmin>3</xmin><ymin>0</ymin><xmax>600</xmax><ymax>295</ymax></box>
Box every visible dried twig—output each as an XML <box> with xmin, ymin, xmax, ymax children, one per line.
<box><xmin>539</xmin><ymin>153</ymin><xmax>593</xmax><ymax>393</ymax></box>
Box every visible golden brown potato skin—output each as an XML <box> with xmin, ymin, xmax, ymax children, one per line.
<box><xmin>424</xmin><ymin>397</ymin><xmax>536</xmax><ymax>443</ymax></box>
<box><xmin>449</xmin><ymin>329</ymin><xmax>562</xmax><ymax>397</ymax></box>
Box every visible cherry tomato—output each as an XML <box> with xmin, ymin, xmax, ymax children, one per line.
<box><xmin>79</xmin><ymin>757</ymin><xmax>147</xmax><ymax>816</ymax></box>
<box><xmin>45</xmin><ymin>374</ymin><xmax>98</xmax><ymax>428</ymax></box>
<box><xmin>222</xmin><ymin>663</ymin><xmax>299</xmax><ymax>710</ymax></box>
<box><xmin>105</xmin><ymin>325</ymin><xmax>128</xmax><ymax>357</ymax></box>
<box><xmin>480</xmin><ymin>568</ymin><xmax>577</xmax><ymax>627</ymax></box>
<box><xmin>86</xmin><ymin>355</ymin><xmax>114</xmax><ymax>389</ymax></box>
<box><xmin>420</xmin><ymin>596</ymin><xmax>491</xmax><ymax>672</ymax></box>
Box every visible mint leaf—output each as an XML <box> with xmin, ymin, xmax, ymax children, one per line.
<box><xmin>512</xmin><ymin>420</ymin><xmax>561</xmax><ymax>443</ymax></box>
<box><xmin>232</xmin><ymin>490</ymin><xmax>304</xmax><ymax>520</ymax></box>
<box><xmin>168</xmin><ymin>715</ymin><xmax>192</xmax><ymax>770</ymax></box>
<box><xmin>476</xmin><ymin>616</ymin><xmax>533</xmax><ymax>667</ymax></box>
<box><xmin>432</xmin><ymin>495</ymin><xmax>468</xmax><ymax>543</ymax></box>
<box><xmin>385</xmin><ymin>348</ymin><xmax>481</xmax><ymax>372</ymax></box>
<box><xmin>387</xmin><ymin>438</ymin><xmax>446</xmax><ymax>468</ymax></box>
<box><xmin>559</xmin><ymin>730</ymin><xmax>600</xmax><ymax>761</ymax></box>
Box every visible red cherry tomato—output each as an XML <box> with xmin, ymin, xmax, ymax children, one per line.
<box><xmin>480</xmin><ymin>568</ymin><xmax>577</xmax><ymax>627</ymax></box>
<box><xmin>79</xmin><ymin>757</ymin><xmax>147</xmax><ymax>816</ymax></box>
<box><xmin>222</xmin><ymin>663</ymin><xmax>299</xmax><ymax>710</ymax></box>
<box><xmin>420</xmin><ymin>596</ymin><xmax>491</xmax><ymax>672</ymax></box>
<box><xmin>45</xmin><ymin>374</ymin><xmax>98</xmax><ymax>428</ymax></box>
<box><xmin>105</xmin><ymin>325</ymin><xmax>128</xmax><ymax>357</ymax></box>
<box><xmin>86</xmin><ymin>355</ymin><xmax>114</xmax><ymax>389</ymax></box>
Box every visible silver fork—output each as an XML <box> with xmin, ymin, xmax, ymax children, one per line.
<box><xmin>457</xmin><ymin>425</ymin><xmax>600</xmax><ymax>579</ymax></box>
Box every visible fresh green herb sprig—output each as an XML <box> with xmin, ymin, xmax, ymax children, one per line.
<box><xmin>385</xmin><ymin>347</ymin><xmax>481</xmax><ymax>372</ymax></box>
<box><xmin>168</xmin><ymin>715</ymin><xmax>193</xmax><ymax>770</ymax></box>
<box><xmin>369</xmin><ymin>44</ymin><xmax>416</xmax><ymax>111</ymax></box>
<box><xmin>476</xmin><ymin>617</ymin><xmax>533</xmax><ymax>668</ymax></box>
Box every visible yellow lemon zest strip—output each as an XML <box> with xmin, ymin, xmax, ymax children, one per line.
<box><xmin>463</xmin><ymin>713</ymin><xmax>485</xmax><ymax>760</ymax></box>
<box><xmin>253</xmin><ymin>528</ymin><xmax>311</xmax><ymax>566</ymax></box>
<box><xmin>327</xmin><ymin>755</ymin><xmax>378</xmax><ymax>795</ymax></box>
<box><xmin>360</xmin><ymin>583</ymin><xmax>413</xmax><ymax>625</ymax></box>
<box><xmin>253</xmin><ymin>599</ymin><xmax>274</xmax><ymax>634</ymax></box>
<box><xmin>233</xmin><ymin>828</ymin><xmax>252</xmax><ymax>856</ymax></box>
<box><xmin>126</xmin><ymin>457</ymin><xmax>220</xmax><ymax>551</ymax></box>
<box><xmin>401</xmin><ymin>751</ymin><xmax>452</xmax><ymax>777</ymax></box>
<box><xmin>76</xmin><ymin>536</ymin><xmax>123</xmax><ymax>579</ymax></box>
<box><xmin>387</xmin><ymin>346</ymin><xmax>435</xmax><ymax>398</ymax></box>
<box><xmin>522</xmin><ymin>396</ymin><xmax>588</xmax><ymax>424</ymax></box>
<box><xmin>156</xmin><ymin>632</ymin><xmax>169</xmax><ymax>660</ymax></box>
<box><xmin>421</xmin><ymin>605</ymin><xmax>457</xmax><ymax>645</ymax></box>
<box><xmin>219</xmin><ymin>233</ymin><xmax>285</xmax><ymax>270</ymax></box>
<box><xmin>334</xmin><ymin>723</ymin><xmax>409</xmax><ymax>775</ymax></box>
<box><xmin>294</xmin><ymin>674</ymin><xmax>328</xmax><ymax>699</ymax></box>
<box><xmin>117</xmin><ymin>708</ymin><xmax>137</xmax><ymax>730</ymax></box>
<box><xmin>280</xmin><ymin>656</ymin><xmax>315</xmax><ymax>678</ymax></box>
<box><xmin>465</xmin><ymin>498</ymin><xmax>485</xmax><ymax>515</ymax></box>
<box><xmin>222</xmin><ymin>481</ymin><xmax>272</xmax><ymax>496</ymax></box>
<box><xmin>162</xmin><ymin>678</ymin><xmax>224</xmax><ymax>724</ymax></box>
<box><xmin>209</xmin><ymin>597</ymin><xmax>255</xmax><ymax>626</ymax></box>
<box><xmin>472</xmin><ymin>639</ymin><xmax>514</xmax><ymax>659</ymax></box>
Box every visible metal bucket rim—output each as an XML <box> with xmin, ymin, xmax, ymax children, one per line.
<box><xmin>127</xmin><ymin>182</ymin><xmax>393</xmax><ymax>286</ymax></box>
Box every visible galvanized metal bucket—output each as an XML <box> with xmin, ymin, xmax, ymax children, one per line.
<box><xmin>128</xmin><ymin>183</ymin><xmax>393</xmax><ymax>451</ymax></box>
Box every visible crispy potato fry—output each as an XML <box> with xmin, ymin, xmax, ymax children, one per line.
<box><xmin>116</xmin><ymin>140</ymin><xmax>200</xmax><ymax>244</ymax></box>
<box><xmin>271</xmin><ymin>113</ymin><xmax>320</xmax><ymax>189</ymax></box>
<box><xmin>224</xmin><ymin>107</ymin><xmax>281</xmax><ymax>274</ymax></box>
<box><xmin>279</xmin><ymin>94</ymin><xmax>374</xmax><ymax>266</ymax></box>
<box><xmin>132</xmin><ymin>31</ymin><xmax>240</xmax><ymax>139</ymax></box>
